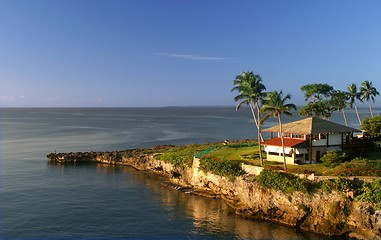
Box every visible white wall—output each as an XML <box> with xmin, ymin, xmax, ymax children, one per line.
<box><xmin>312</xmin><ymin>139</ymin><xmax>327</xmax><ymax>146</ymax></box>
<box><xmin>329</xmin><ymin>134</ymin><xmax>342</xmax><ymax>145</ymax></box>
<box><xmin>311</xmin><ymin>133</ymin><xmax>342</xmax><ymax>146</ymax></box>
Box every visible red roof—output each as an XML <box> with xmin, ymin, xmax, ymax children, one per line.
<box><xmin>262</xmin><ymin>138</ymin><xmax>308</xmax><ymax>148</ymax></box>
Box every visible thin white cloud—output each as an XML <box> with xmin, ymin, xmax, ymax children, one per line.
<box><xmin>0</xmin><ymin>95</ymin><xmax>15</xmax><ymax>102</ymax></box>
<box><xmin>154</xmin><ymin>52</ymin><xmax>234</xmax><ymax>61</ymax></box>
<box><xmin>0</xmin><ymin>95</ymin><xmax>26</xmax><ymax>102</ymax></box>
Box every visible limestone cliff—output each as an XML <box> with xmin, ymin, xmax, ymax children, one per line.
<box><xmin>47</xmin><ymin>150</ymin><xmax>381</xmax><ymax>239</ymax></box>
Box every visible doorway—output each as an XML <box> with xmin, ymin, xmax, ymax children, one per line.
<box><xmin>316</xmin><ymin>151</ymin><xmax>321</xmax><ymax>161</ymax></box>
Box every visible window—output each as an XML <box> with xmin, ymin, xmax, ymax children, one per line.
<box><xmin>280</xmin><ymin>153</ymin><xmax>292</xmax><ymax>157</ymax></box>
<box><xmin>292</xmin><ymin>133</ymin><xmax>304</xmax><ymax>139</ymax></box>
<box><xmin>268</xmin><ymin>152</ymin><xmax>279</xmax><ymax>156</ymax></box>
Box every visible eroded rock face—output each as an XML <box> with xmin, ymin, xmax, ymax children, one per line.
<box><xmin>190</xmin><ymin>170</ymin><xmax>380</xmax><ymax>239</ymax></box>
<box><xmin>47</xmin><ymin>151</ymin><xmax>381</xmax><ymax>239</ymax></box>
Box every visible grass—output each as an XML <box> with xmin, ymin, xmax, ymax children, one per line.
<box><xmin>207</xmin><ymin>143</ymin><xmax>359</xmax><ymax>176</ymax></box>
<box><xmin>158</xmin><ymin>143</ymin><xmax>220</xmax><ymax>167</ymax></box>
<box><xmin>157</xmin><ymin>140</ymin><xmax>380</xmax><ymax>177</ymax></box>
<box><xmin>287</xmin><ymin>164</ymin><xmax>338</xmax><ymax>176</ymax></box>
<box><xmin>211</xmin><ymin>146</ymin><xmax>257</xmax><ymax>160</ymax></box>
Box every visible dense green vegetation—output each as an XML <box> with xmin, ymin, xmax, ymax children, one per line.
<box><xmin>320</xmin><ymin>151</ymin><xmax>347</xmax><ymax>167</ymax></box>
<box><xmin>356</xmin><ymin>180</ymin><xmax>381</xmax><ymax>207</ymax></box>
<box><xmin>298</xmin><ymin>81</ymin><xmax>379</xmax><ymax>125</ymax></box>
<box><xmin>335</xmin><ymin>157</ymin><xmax>381</xmax><ymax>177</ymax></box>
<box><xmin>319</xmin><ymin>178</ymin><xmax>354</xmax><ymax>193</ymax></box>
<box><xmin>299</xmin><ymin>83</ymin><xmax>337</xmax><ymax>119</ymax></box>
<box><xmin>256</xmin><ymin>169</ymin><xmax>379</xmax><ymax>207</ymax></box>
<box><xmin>256</xmin><ymin>169</ymin><xmax>316</xmax><ymax>194</ymax></box>
<box><xmin>362</xmin><ymin>115</ymin><xmax>381</xmax><ymax>145</ymax></box>
<box><xmin>199</xmin><ymin>155</ymin><xmax>245</xmax><ymax>179</ymax></box>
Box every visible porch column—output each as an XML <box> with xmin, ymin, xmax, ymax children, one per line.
<box><xmin>309</xmin><ymin>135</ymin><xmax>313</xmax><ymax>161</ymax></box>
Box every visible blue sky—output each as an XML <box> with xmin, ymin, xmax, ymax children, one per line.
<box><xmin>0</xmin><ymin>0</ymin><xmax>380</xmax><ymax>107</ymax></box>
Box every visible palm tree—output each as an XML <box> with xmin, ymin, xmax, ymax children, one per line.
<box><xmin>347</xmin><ymin>83</ymin><xmax>363</xmax><ymax>125</ymax></box>
<box><xmin>232</xmin><ymin>71</ymin><xmax>266</xmax><ymax>166</ymax></box>
<box><xmin>332</xmin><ymin>90</ymin><xmax>349</xmax><ymax>126</ymax></box>
<box><xmin>261</xmin><ymin>90</ymin><xmax>296</xmax><ymax>170</ymax></box>
<box><xmin>360</xmin><ymin>80</ymin><xmax>379</xmax><ymax>118</ymax></box>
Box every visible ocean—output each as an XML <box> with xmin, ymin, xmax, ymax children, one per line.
<box><xmin>1</xmin><ymin>107</ymin><xmax>375</xmax><ymax>239</ymax></box>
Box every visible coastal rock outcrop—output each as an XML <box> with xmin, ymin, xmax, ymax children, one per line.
<box><xmin>47</xmin><ymin>150</ymin><xmax>381</xmax><ymax>239</ymax></box>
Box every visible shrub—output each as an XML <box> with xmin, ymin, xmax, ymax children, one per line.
<box><xmin>321</xmin><ymin>151</ymin><xmax>347</xmax><ymax>167</ymax></box>
<box><xmin>342</xmin><ymin>148</ymin><xmax>358</xmax><ymax>160</ymax></box>
<box><xmin>319</xmin><ymin>178</ymin><xmax>354</xmax><ymax>193</ymax></box>
<box><xmin>336</xmin><ymin>157</ymin><xmax>381</xmax><ymax>177</ymax></box>
<box><xmin>356</xmin><ymin>180</ymin><xmax>381</xmax><ymax>208</ymax></box>
<box><xmin>362</xmin><ymin>115</ymin><xmax>381</xmax><ymax>145</ymax></box>
<box><xmin>288</xmin><ymin>168</ymin><xmax>314</xmax><ymax>175</ymax></box>
<box><xmin>256</xmin><ymin>169</ymin><xmax>316</xmax><ymax>194</ymax></box>
<box><xmin>199</xmin><ymin>155</ymin><xmax>245</xmax><ymax>179</ymax></box>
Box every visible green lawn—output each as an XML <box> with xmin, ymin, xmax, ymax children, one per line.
<box><xmin>211</xmin><ymin>146</ymin><xmax>257</xmax><ymax>160</ymax></box>
<box><xmin>208</xmin><ymin>144</ymin><xmax>344</xmax><ymax>176</ymax></box>
<box><xmin>157</xmin><ymin>141</ymin><xmax>379</xmax><ymax>177</ymax></box>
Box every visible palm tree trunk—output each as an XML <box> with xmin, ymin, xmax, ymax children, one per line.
<box><xmin>250</xmin><ymin>103</ymin><xmax>264</xmax><ymax>142</ymax></box>
<box><xmin>255</xmin><ymin>104</ymin><xmax>264</xmax><ymax>142</ymax></box>
<box><xmin>256</xmin><ymin>104</ymin><xmax>263</xmax><ymax>166</ymax></box>
<box><xmin>369</xmin><ymin>102</ymin><xmax>374</xmax><ymax>118</ymax></box>
<box><xmin>278</xmin><ymin>116</ymin><xmax>287</xmax><ymax>170</ymax></box>
<box><xmin>249</xmin><ymin>103</ymin><xmax>263</xmax><ymax>166</ymax></box>
<box><xmin>249</xmin><ymin>103</ymin><xmax>258</xmax><ymax>129</ymax></box>
<box><xmin>342</xmin><ymin>109</ymin><xmax>348</xmax><ymax>126</ymax></box>
<box><xmin>354</xmin><ymin>103</ymin><xmax>362</xmax><ymax>125</ymax></box>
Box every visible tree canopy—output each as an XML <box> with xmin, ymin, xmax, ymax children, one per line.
<box><xmin>299</xmin><ymin>83</ymin><xmax>338</xmax><ymax>119</ymax></box>
<box><xmin>360</xmin><ymin>80</ymin><xmax>380</xmax><ymax>117</ymax></box>
<box><xmin>300</xmin><ymin>83</ymin><xmax>335</xmax><ymax>102</ymax></box>
<box><xmin>261</xmin><ymin>90</ymin><xmax>296</xmax><ymax>170</ymax></box>
<box><xmin>362</xmin><ymin>115</ymin><xmax>381</xmax><ymax>146</ymax></box>
<box><xmin>231</xmin><ymin>70</ymin><xmax>266</xmax><ymax>165</ymax></box>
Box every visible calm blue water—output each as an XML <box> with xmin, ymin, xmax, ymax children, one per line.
<box><xmin>1</xmin><ymin>107</ymin><xmax>375</xmax><ymax>239</ymax></box>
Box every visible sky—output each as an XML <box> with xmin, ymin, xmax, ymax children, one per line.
<box><xmin>0</xmin><ymin>0</ymin><xmax>380</xmax><ymax>108</ymax></box>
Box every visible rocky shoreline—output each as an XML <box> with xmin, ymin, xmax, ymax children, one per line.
<box><xmin>47</xmin><ymin>148</ymin><xmax>381</xmax><ymax>240</ymax></box>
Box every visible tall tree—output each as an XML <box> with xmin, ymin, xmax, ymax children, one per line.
<box><xmin>331</xmin><ymin>90</ymin><xmax>349</xmax><ymax>126</ymax></box>
<box><xmin>300</xmin><ymin>83</ymin><xmax>334</xmax><ymax>102</ymax></box>
<box><xmin>261</xmin><ymin>90</ymin><xmax>296</xmax><ymax>170</ymax></box>
<box><xmin>347</xmin><ymin>83</ymin><xmax>363</xmax><ymax>125</ymax></box>
<box><xmin>360</xmin><ymin>80</ymin><xmax>380</xmax><ymax>118</ymax></box>
<box><xmin>299</xmin><ymin>83</ymin><xmax>335</xmax><ymax>119</ymax></box>
<box><xmin>231</xmin><ymin>71</ymin><xmax>266</xmax><ymax>166</ymax></box>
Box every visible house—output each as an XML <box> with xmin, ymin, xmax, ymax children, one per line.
<box><xmin>261</xmin><ymin>117</ymin><xmax>360</xmax><ymax>165</ymax></box>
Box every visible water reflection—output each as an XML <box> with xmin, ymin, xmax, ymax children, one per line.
<box><xmin>157</xmin><ymin>187</ymin><xmax>328</xmax><ymax>239</ymax></box>
<box><xmin>63</xmin><ymin>163</ymin><xmax>337</xmax><ymax>239</ymax></box>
